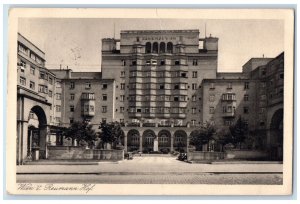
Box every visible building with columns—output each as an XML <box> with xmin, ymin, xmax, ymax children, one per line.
<box><xmin>16</xmin><ymin>30</ymin><xmax>284</xmax><ymax>164</ymax></box>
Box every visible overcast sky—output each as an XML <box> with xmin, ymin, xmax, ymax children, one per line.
<box><xmin>18</xmin><ymin>18</ymin><xmax>284</xmax><ymax>72</ymax></box>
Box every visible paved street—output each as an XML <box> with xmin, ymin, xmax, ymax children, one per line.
<box><xmin>17</xmin><ymin>173</ymin><xmax>283</xmax><ymax>184</ymax></box>
<box><xmin>17</xmin><ymin>156</ymin><xmax>283</xmax><ymax>184</ymax></box>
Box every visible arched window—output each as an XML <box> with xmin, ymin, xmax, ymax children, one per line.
<box><xmin>152</xmin><ymin>42</ymin><xmax>158</xmax><ymax>53</ymax></box>
<box><xmin>167</xmin><ymin>42</ymin><xmax>173</xmax><ymax>53</ymax></box>
<box><xmin>145</xmin><ymin>42</ymin><xmax>151</xmax><ymax>53</ymax></box>
<box><xmin>160</xmin><ymin>42</ymin><xmax>166</xmax><ymax>53</ymax></box>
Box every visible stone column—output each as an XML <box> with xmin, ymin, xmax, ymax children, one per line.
<box><xmin>124</xmin><ymin>135</ymin><xmax>128</xmax><ymax>152</ymax></box>
<box><xmin>153</xmin><ymin>138</ymin><xmax>158</xmax><ymax>152</ymax></box>
<box><xmin>28</xmin><ymin>129</ymin><xmax>33</xmax><ymax>157</ymax></box>
<box><xmin>39</xmin><ymin>125</ymin><xmax>50</xmax><ymax>159</ymax></box>
<box><xmin>170</xmin><ymin>135</ymin><xmax>174</xmax><ymax>152</ymax></box>
<box><xmin>139</xmin><ymin>135</ymin><xmax>143</xmax><ymax>152</ymax></box>
<box><xmin>186</xmin><ymin>131</ymin><xmax>191</xmax><ymax>152</ymax></box>
<box><xmin>21</xmin><ymin>121</ymin><xmax>29</xmax><ymax>164</ymax></box>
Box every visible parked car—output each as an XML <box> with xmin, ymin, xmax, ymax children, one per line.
<box><xmin>177</xmin><ymin>153</ymin><xmax>187</xmax><ymax>161</ymax></box>
<box><xmin>125</xmin><ymin>152</ymin><xmax>133</xmax><ymax>160</ymax></box>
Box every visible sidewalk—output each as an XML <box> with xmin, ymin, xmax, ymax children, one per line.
<box><xmin>24</xmin><ymin>159</ymin><xmax>121</xmax><ymax>165</ymax></box>
<box><xmin>17</xmin><ymin>158</ymin><xmax>283</xmax><ymax>175</ymax></box>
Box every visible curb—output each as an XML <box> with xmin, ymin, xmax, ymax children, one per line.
<box><xmin>24</xmin><ymin>161</ymin><xmax>121</xmax><ymax>165</ymax></box>
<box><xmin>17</xmin><ymin>171</ymin><xmax>283</xmax><ymax>175</ymax></box>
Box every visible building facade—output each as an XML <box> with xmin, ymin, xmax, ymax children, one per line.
<box><xmin>17</xmin><ymin>33</ymin><xmax>63</xmax><ymax>164</ymax></box>
<box><xmin>16</xmin><ymin>30</ymin><xmax>284</xmax><ymax>164</ymax></box>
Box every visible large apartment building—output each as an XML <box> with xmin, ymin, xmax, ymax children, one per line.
<box><xmin>16</xmin><ymin>30</ymin><xmax>284</xmax><ymax>164</ymax></box>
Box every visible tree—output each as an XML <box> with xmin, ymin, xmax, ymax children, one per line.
<box><xmin>63</xmin><ymin>121</ymin><xmax>98</xmax><ymax>148</ymax></box>
<box><xmin>229</xmin><ymin>116</ymin><xmax>249</xmax><ymax>149</ymax></box>
<box><xmin>189</xmin><ymin>121</ymin><xmax>216</xmax><ymax>151</ymax></box>
<box><xmin>214</xmin><ymin>128</ymin><xmax>233</xmax><ymax>152</ymax></box>
<box><xmin>98</xmin><ymin>121</ymin><xmax>124</xmax><ymax>149</ymax></box>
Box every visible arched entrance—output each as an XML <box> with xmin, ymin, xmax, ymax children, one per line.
<box><xmin>269</xmin><ymin>108</ymin><xmax>283</xmax><ymax>160</ymax></box>
<box><xmin>27</xmin><ymin>105</ymin><xmax>48</xmax><ymax>160</ymax></box>
<box><xmin>142</xmin><ymin>129</ymin><xmax>156</xmax><ymax>152</ymax></box>
<box><xmin>158</xmin><ymin>130</ymin><xmax>171</xmax><ymax>153</ymax></box>
<box><xmin>127</xmin><ymin>129</ymin><xmax>140</xmax><ymax>152</ymax></box>
<box><xmin>174</xmin><ymin>130</ymin><xmax>187</xmax><ymax>153</ymax></box>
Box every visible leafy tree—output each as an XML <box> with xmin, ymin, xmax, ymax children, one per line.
<box><xmin>214</xmin><ymin>127</ymin><xmax>233</xmax><ymax>152</ymax></box>
<box><xmin>63</xmin><ymin>121</ymin><xmax>98</xmax><ymax>148</ymax></box>
<box><xmin>243</xmin><ymin>130</ymin><xmax>265</xmax><ymax>150</ymax></box>
<box><xmin>98</xmin><ymin>121</ymin><xmax>124</xmax><ymax>149</ymax></box>
<box><xmin>229</xmin><ymin>116</ymin><xmax>249</xmax><ymax>149</ymax></box>
<box><xmin>189</xmin><ymin>121</ymin><xmax>216</xmax><ymax>151</ymax></box>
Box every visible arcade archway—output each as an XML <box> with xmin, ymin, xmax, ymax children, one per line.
<box><xmin>142</xmin><ymin>129</ymin><xmax>156</xmax><ymax>152</ymax></box>
<box><xmin>27</xmin><ymin>105</ymin><xmax>48</xmax><ymax>160</ymax></box>
<box><xmin>269</xmin><ymin>108</ymin><xmax>283</xmax><ymax>160</ymax></box>
<box><xmin>127</xmin><ymin>129</ymin><xmax>140</xmax><ymax>151</ymax></box>
<box><xmin>157</xmin><ymin>130</ymin><xmax>171</xmax><ymax>152</ymax></box>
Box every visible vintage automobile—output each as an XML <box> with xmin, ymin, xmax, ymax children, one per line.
<box><xmin>124</xmin><ymin>152</ymin><xmax>133</xmax><ymax>160</ymax></box>
<box><xmin>177</xmin><ymin>153</ymin><xmax>187</xmax><ymax>161</ymax></box>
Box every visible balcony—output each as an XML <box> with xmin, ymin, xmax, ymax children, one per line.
<box><xmin>143</xmin><ymin>77</ymin><xmax>157</xmax><ymax>84</ymax></box>
<box><xmin>221</xmin><ymin>93</ymin><xmax>236</xmax><ymax>102</ymax></box>
<box><xmin>129</xmin><ymin>89</ymin><xmax>143</xmax><ymax>95</ymax></box>
<box><xmin>172</xmin><ymin>65</ymin><xmax>188</xmax><ymax>72</ymax></box>
<box><xmin>157</xmin><ymin>77</ymin><xmax>172</xmax><ymax>83</ymax></box>
<box><xmin>222</xmin><ymin>111</ymin><xmax>235</xmax><ymax>118</ymax></box>
<box><xmin>158</xmin><ymin>65</ymin><xmax>172</xmax><ymax>71</ymax></box>
<box><xmin>143</xmin><ymin>89</ymin><xmax>157</xmax><ymax>95</ymax></box>
<box><xmin>130</xmin><ymin>65</ymin><xmax>143</xmax><ymax>71</ymax></box>
<box><xmin>172</xmin><ymin>77</ymin><xmax>188</xmax><ymax>84</ymax></box>
<box><xmin>172</xmin><ymin>89</ymin><xmax>188</xmax><ymax>96</ymax></box>
<box><xmin>129</xmin><ymin>77</ymin><xmax>143</xmax><ymax>83</ymax></box>
<box><xmin>81</xmin><ymin>100</ymin><xmax>95</xmax><ymax>117</ymax></box>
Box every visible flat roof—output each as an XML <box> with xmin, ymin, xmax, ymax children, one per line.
<box><xmin>121</xmin><ymin>29</ymin><xmax>199</xmax><ymax>34</ymax></box>
<box><xmin>18</xmin><ymin>33</ymin><xmax>45</xmax><ymax>55</ymax></box>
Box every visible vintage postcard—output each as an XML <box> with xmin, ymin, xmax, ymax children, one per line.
<box><xmin>6</xmin><ymin>8</ymin><xmax>294</xmax><ymax>195</ymax></box>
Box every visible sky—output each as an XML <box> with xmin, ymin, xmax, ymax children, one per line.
<box><xmin>18</xmin><ymin>18</ymin><xmax>284</xmax><ymax>72</ymax></box>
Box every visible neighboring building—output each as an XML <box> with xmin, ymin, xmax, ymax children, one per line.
<box><xmin>16</xmin><ymin>30</ymin><xmax>284</xmax><ymax>164</ymax></box>
<box><xmin>49</xmin><ymin>69</ymin><xmax>116</xmax><ymax>126</ymax></box>
<box><xmin>17</xmin><ymin>33</ymin><xmax>62</xmax><ymax>164</ymax></box>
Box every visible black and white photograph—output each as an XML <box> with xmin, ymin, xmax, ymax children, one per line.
<box><xmin>6</xmin><ymin>8</ymin><xmax>294</xmax><ymax>195</ymax></box>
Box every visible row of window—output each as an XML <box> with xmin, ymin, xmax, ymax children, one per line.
<box><xmin>69</xmin><ymin>82</ymin><xmax>108</xmax><ymax>90</ymax></box>
<box><xmin>129</xmin><ymin>83</ymin><xmax>199</xmax><ymax>90</ymax></box>
<box><xmin>129</xmin><ymin>95</ymin><xmax>200</xmax><ymax>102</ymax></box>
<box><xmin>131</xmin><ymin>59</ymin><xmax>187</xmax><ymax>66</ymax></box>
<box><xmin>129</xmin><ymin>71</ymin><xmax>196</xmax><ymax>78</ymax></box>
<box><xmin>128</xmin><ymin>107</ymin><xmax>187</xmax><ymax>114</ymax></box>
<box><xmin>145</xmin><ymin>42</ymin><xmax>173</xmax><ymax>54</ymax></box>
<box><xmin>209</xmin><ymin>106</ymin><xmax>249</xmax><ymax>114</ymax></box>
<box><xmin>19</xmin><ymin>77</ymin><xmax>59</xmax><ymax>98</ymax></box>
<box><xmin>56</xmin><ymin>105</ymin><xmax>97</xmax><ymax>113</ymax></box>
<box><xmin>18</xmin><ymin>43</ymin><xmax>43</xmax><ymax>64</ymax></box>
<box><xmin>129</xmin><ymin>95</ymin><xmax>187</xmax><ymax>102</ymax></box>
<box><xmin>18</xmin><ymin>61</ymin><xmax>57</xmax><ymax>85</ymax></box>
<box><xmin>67</xmin><ymin>81</ymin><xmax>250</xmax><ymax>92</ymax></box>
<box><xmin>128</xmin><ymin>83</ymin><xmax>189</xmax><ymax>90</ymax></box>
<box><xmin>68</xmin><ymin>93</ymin><xmax>201</xmax><ymax>102</ymax></box>
<box><xmin>65</xmin><ymin>104</ymin><xmax>200</xmax><ymax>114</ymax></box>
<box><xmin>209</xmin><ymin>82</ymin><xmax>250</xmax><ymax>90</ymax></box>
<box><xmin>121</xmin><ymin>58</ymin><xmax>199</xmax><ymax>67</ymax></box>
